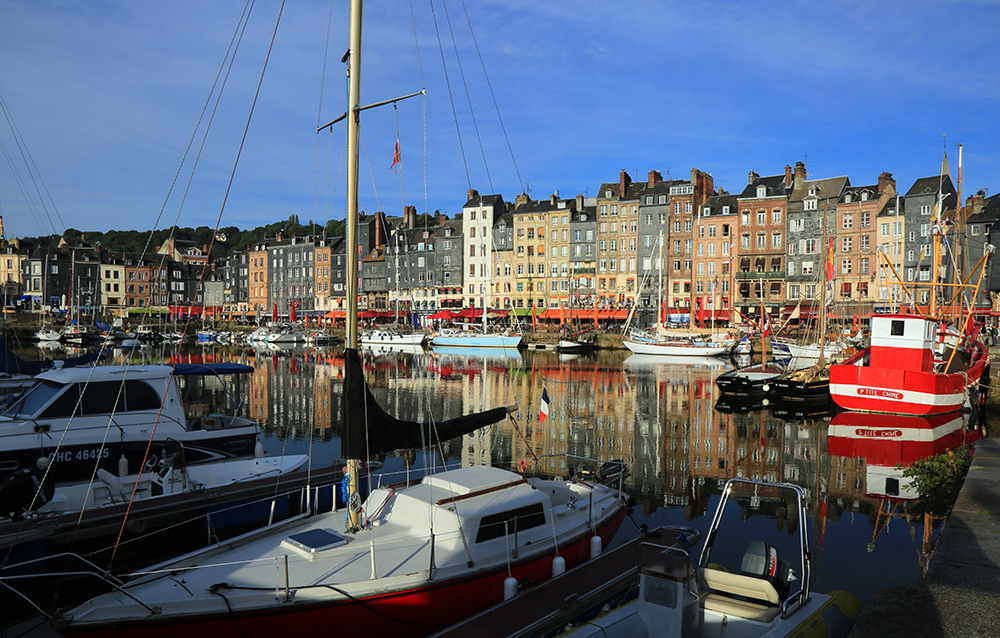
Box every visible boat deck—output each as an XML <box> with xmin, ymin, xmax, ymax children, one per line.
<box><xmin>430</xmin><ymin>526</ymin><xmax>695</xmax><ymax>638</ymax></box>
<box><xmin>0</xmin><ymin>464</ymin><xmax>344</xmax><ymax>555</ymax></box>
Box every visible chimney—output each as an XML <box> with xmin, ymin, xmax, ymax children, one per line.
<box><xmin>576</xmin><ymin>194</ymin><xmax>584</xmax><ymax>210</ymax></box>
<box><xmin>878</xmin><ymin>172</ymin><xmax>896</xmax><ymax>196</ymax></box>
<box><xmin>648</xmin><ymin>170</ymin><xmax>662</xmax><ymax>187</ymax></box>
<box><xmin>550</xmin><ymin>193</ymin><xmax>558</xmax><ymax>205</ymax></box>
<box><xmin>619</xmin><ymin>169</ymin><xmax>631</xmax><ymax>197</ymax></box>
<box><xmin>514</xmin><ymin>193</ymin><xmax>530</xmax><ymax>208</ymax></box>
<box><xmin>748</xmin><ymin>170</ymin><xmax>759</xmax><ymax>184</ymax></box>
<box><xmin>276</xmin><ymin>232</ymin><xmax>283</xmax><ymax>242</ymax></box>
<box><xmin>784</xmin><ymin>165</ymin><xmax>793</xmax><ymax>189</ymax></box>
<box><xmin>467</xmin><ymin>188</ymin><xmax>479</xmax><ymax>202</ymax></box>
<box><xmin>374</xmin><ymin>212</ymin><xmax>385</xmax><ymax>247</ymax></box>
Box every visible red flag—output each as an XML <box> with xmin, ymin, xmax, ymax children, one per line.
<box><xmin>290</xmin><ymin>302</ymin><xmax>297</xmax><ymax>324</ymax></box>
<box><xmin>826</xmin><ymin>234</ymin><xmax>835</xmax><ymax>283</ymax></box>
<box><xmin>762</xmin><ymin>314</ymin><xmax>770</xmax><ymax>339</ymax></box>
<box><xmin>390</xmin><ymin>140</ymin><xmax>401</xmax><ymax>173</ymax></box>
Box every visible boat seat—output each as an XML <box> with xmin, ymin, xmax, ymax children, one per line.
<box><xmin>701</xmin><ymin>567</ymin><xmax>781</xmax><ymax>622</ymax></box>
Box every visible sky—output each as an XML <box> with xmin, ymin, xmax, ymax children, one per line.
<box><xmin>1</xmin><ymin>0</ymin><xmax>998</xmax><ymax>240</ymax></box>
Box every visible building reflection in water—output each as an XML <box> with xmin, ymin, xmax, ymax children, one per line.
<box><xmin>168</xmin><ymin>343</ymin><xmax>982</xmax><ymax>599</ymax></box>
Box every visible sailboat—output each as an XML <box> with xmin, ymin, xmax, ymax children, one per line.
<box><xmin>53</xmin><ymin>4</ymin><xmax>627</xmax><ymax>635</ymax></box>
<box><xmin>623</xmin><ymin>232</ymin><xmax>734</xmax><ymax>356</ymax></box>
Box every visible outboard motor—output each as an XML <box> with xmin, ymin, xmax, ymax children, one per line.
<box><xmin>0</xmin><ymin>458</ymin><xmax>55</xmax><ymax>521</ymax></box>
<box><xmin>597</xmin><ymin>459</ymin><xmax>629</xmax><ymax>488</ymax></box>
<box><xmin>740</xmin><ymin>541</ymin><xmax>794</xmax><ymax>600</ymax></box>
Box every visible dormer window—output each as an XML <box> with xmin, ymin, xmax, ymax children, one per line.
<box><xmin>860</xmin><ymin>191</ymin><xmax>869</xmax><ymax>202</ymax></box>
<box><xmin>757</xmin><ymin>186</ymin><xmax>766</xmax><ymax>198</ymax></box>
<box><xmin>445</xmin><ymin>228</ymin><xmax>452</xmax><ymax>237</ymax></box>
<box><xmin>606</xmin><ymin>190</ymin><xmax>613</xmax><ymax>198</ymax></box>
<box><xmin>844</xmin><ymin>193</ymin><xmax>852</xmax><ymax>203</ymax></box>
<box><xmin>557</xmin><ymin>201</ymin><xmax>566</xmax><ymax>209</ymax></box>
<box><xmin>722</xmin><ymin>206</ymin><xmax>730</xmax><ymax>214</ymax></box>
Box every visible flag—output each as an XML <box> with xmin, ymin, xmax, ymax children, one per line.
<box><xmin>390</xmin><ymin>140</ymin><xmax>401</xmax><ymax>173</ymax></box>
<box><xmin>826</xmin><ymin>234</ymin><xmax>835</xmax><ymax>283</ymax></box>
<box><xmin>539</xmin><ymin>386</ymin><xmax>550</xmax><ymax>423</ymax></box>
<box><xmin>761</xmin><ymin>314</ymin><xmax>770</xmax><ymax>339</ymax></box>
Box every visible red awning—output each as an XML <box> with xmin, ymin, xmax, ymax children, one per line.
<box><xmin>428</xmin><ymin>310</ymin><xmax>457</xmax><ymax>320</ymax></box>
<box><xmin>324</xmin><ymin>310</ymin><xmax>346</xmax><ymax>319</ymax></box>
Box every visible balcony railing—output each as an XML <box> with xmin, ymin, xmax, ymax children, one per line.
<box><xmin>735</xmin><ymin>270</ymin><xmax>784</xmax><ymax>280</ymax></box>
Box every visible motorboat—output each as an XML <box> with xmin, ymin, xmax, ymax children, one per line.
<box><xmin>556</xmin><ymin>477</ymin><xmax>862</xmax><ymax>638</ymax></box>
<box><xmin>360</xmin><ymin>328</ymin><xmax>426</xmax><ymax>346</ymax></box>
<box><xmin>59</xmin><ymin>324</ymin><xmax>90</xmax><ymax>344</ymax></box>
<box><xmin>715</xmin><ymin>361</ymin><xmax>785</xmax><ymax>399</ymax></box>
<box><xmin>830</xmin><ymin>313</ymin><xmax>989</xmax><ymax>415</ymax></box>
<box><xmin>0</xmin><ymin>364</ymin><xmax>264</xmax><ymax>516</ymax></box>
<box><xmin>34</xmin><ymin>328</ymin><xmax>62</xmax><ymax>342</ymax></box>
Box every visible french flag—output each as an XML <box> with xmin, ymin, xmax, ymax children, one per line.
<box><xmin>539</xmin><ymin>387</ymin><xmax>550</xmax><ymax>422</ymax></box>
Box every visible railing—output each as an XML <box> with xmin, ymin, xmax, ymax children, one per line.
<box><xmin>735</xmin><ymin>271</ymin><xmax>784</xmax><ymax>280</ymax></box>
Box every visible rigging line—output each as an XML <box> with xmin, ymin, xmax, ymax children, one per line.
<box><xmin>459</xmin><ymin>0</ymin><xmax>523</xmax><ymax>192</ymax></box>
<box><xmin>407</xmin><ymin>0</ymin><xmax>429</xmax><ymax>225</ymax></box>
<box><xmin>134</xmin><ymin>0</ymin><xmax>255</xmax><ymax>268</ymax></box>
<box><xmin>314</xmin><ymin>0</ymin><xmax>336</xmax><ymax>232</ymax></box>
<box><xmin>359</xmin><ymin>127</ymin><xmax>382</xmax><ymax>216</ymax></box>
<box><xmin>0</xmin><ymin>134</ymin><xmax>45</xmax><ymax>235</ymax></box>
<box><xmin>394</xmin><ymin>105</ymin><xmax>406</xmax><ymax>214</ymax></box>
<box><xmin>428</xmin><ymin>0</ymin><xmax>470</xmax><ymax>189</ymax></box>
<box><xmin>0</xmin><ymin>93</ymin><xmax>60</xmax><ymax>233</ymax></box>
<box><xmin>441</xmin><ymin>0</ymin><xmax>492</xmax><ymax>193</ymax></box>
<box><xmin>184</xmin><ymin>0</ymin><xmax>285</xmax><ymax>347</ymax></box>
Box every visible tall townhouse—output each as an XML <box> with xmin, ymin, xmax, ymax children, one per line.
<box><xmin>636</xmin><ymin>172</ymin><xmax>672</xmax><ymax>324</ymax></box>
<box><xmin>902</xmin><ymin>173</ymin><xmax>957</xmax><ymax>308</ymax></box>
<box><xmin>330</xmin><ymin>239</ymin><xmax>348</xmax><ymax>311</ymax></box>
<box><xmin>511</xmin><ymin>194</ymin><xmax>550</xmax><ymax>311</ymax></box>
<box><xmin>99</xmin><ymin>252</ymin><xmax>127</xmax><ymax>311</ymax></box>
<box><xmin>693</xmin><ymin>191</ymin><xmax>738</xmax><ymax>326</ymax></box>
<box><xmin>432</xmin><ymin>219</ymin><xmax>464</xmax><ymax>310</ymax></box>
<box><xmin>126</xmin><ymin>254</ymin><xmax>156</xmax><ymax>309</ymax></box>
<box><xmin>595</xmin><ymin>171</ymin><xmax>642</xmax><ymax>309</ymax></box>
<box><xmin>873</xmin><ymin>196</ymin><xmax>906</xmax><ymax>311</ymax></box>
<box><xmin>493</xmin><ymin>211</ymin><xmax>514</xmax><ymax>310</ymax></box>
<box><xmin>735</xmin><ymin>168</ymin><xmax>793</xmax><ymax>325</ymax></box>
<box><xmin>569</xmin><ymin>196</ymin><xmax>598</xmax><ymax>311</ymax></box>
<box><xmin>785</xmin><ymin>169</ymin><xmax>849</xmax><ymax>316</ymax></box>
<box><xmin>386</xmin><ymin>206</ymin><xmax>438</xmax><ymax>317</ymax></box>
<box><xmin>248</xmin><ymin>241</ymin><xmax>271</xmax><ymax>317</ymax></box>
<box><xmin>461</xmin><ymin>190</ymin><xmax>506</xmax><ymax>309</ymax></box>
<box><xmin>665</xmin><ymin>169</ymin><xmax>715</xmax><ymax>316</ymax></box>
<box><xmin>0</xmin><ymin>243</ymin><xmax>24</xmax><ymax>308</ymax></box>
<box><xmin>542</xmin><ymin>194</ymin><xmax>576</xmax><ymax>311</ymax></box>
<box><xmin>270</xmin><ymin>236</ymin><xmax>319</xmax><ymax>317</ymax></box>
<box><xmin>965</xmin><ymin>193</ymin><xmax>1000</xmax><ymax>308</ymax></box>
<box><xmin>222</xmin><ymin>251</ymin><xmax>248</xmax><ymax>314</ymax></box>
<box><xmin>358</xmin><ymin>212</ymin><xmax>391</xmax><ymax>312</ymax></box>
<box><xmin>833</xmin><ymin>173</ymin><xmax>896</xmax><ymax>317</ymax></box>
<box><xmin>314</xmin><ymin>237</ymin><xmax>341</xmax><ymax>315</ymax></box>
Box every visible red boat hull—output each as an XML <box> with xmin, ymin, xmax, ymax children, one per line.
<box><xmin>59</xmin><ymin>508</ymin><xmax>627</xmax><ymax>638</ymax></box>
<box><xmin>829</xmin><ymin>343</ymin><xmax>987</xmax><ymax>416</ymax></box>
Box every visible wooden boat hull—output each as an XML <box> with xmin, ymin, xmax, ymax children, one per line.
<box><xmin>55</xmin><ymin>508</ymin><xmax>627</xmax><ymax>638</ymax></box>
<box><xmin>715</xmin><ymin>363</ymin><xmax>784</xmax><ymax>398</ymax></box>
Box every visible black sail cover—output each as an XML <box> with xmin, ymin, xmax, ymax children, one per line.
<box><xmin>341</xmin><ymin>348</ymin><xmax>509</xmax><ymax>458</ymax></box>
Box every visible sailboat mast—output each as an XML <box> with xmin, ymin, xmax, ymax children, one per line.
<box><xmin>344</xmin><ymin>0</ymin><xmax>364</xmax><ymax>532</ymax></box>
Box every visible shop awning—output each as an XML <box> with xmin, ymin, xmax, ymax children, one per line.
<box><xmin>324</xmin><ymin>310</ymin><xmax>346</xmax><ymax>319</ymax></box>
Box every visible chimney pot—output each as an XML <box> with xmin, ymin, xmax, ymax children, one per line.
<box><xmin>784</xmin><ymin>165</ymin><xmax>793</xmax><ymax>188</ymax></box>
<box><xmin>748</xmin><ymin>171</ymin><xmax>759</xmax><ymax>184</ymax></box>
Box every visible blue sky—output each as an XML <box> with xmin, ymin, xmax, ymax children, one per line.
<box><xmin>1</xmin><ymin>0</ymin><xmax>997</xmax><ymax>240</ymax></box>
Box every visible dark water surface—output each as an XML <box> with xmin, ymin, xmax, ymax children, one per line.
<box><xmin>9</xmin><ymin>339</ymin><xmax>986</xmax><ymax>622</ymax></box>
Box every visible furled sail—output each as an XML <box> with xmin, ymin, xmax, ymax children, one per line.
<box><xmin>341</xmin><ymin>348</ymin><xmax>509</xmax><ymax>458</ymax></box>
<box><xmin>1</xmin><ymin>336</ymin><xmax>106</xmax><ymax>376</ymax></box>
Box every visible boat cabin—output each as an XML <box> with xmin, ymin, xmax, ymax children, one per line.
<box><xmin>869</xmin><ymin>314</ymin><xmax>936</xmax><ymax>372</ymax></box>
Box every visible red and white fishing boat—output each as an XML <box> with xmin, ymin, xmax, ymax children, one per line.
<box><xmin>829</xmin><ymin>313</ymin><xmax>989</xmax><ymax>415</ymax></box>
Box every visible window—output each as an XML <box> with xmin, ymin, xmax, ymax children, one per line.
<box><xmin>842</xmin><ymin>237</ymin><xmax>853</xmax><ymax>252</ymax></box>
<box><xmin>805</xmin><ymin>239</ymin><xmax>817</xmax><ymax>254</ymax></box>
<box><xmin>790</xmin><ymin>283</ymin><xmax>800</xmax><ymax>298</ymax></box>
<box><xmin>757</xmin><ymin>210</ymin><xmax>766</xmax><ymax>225</ymax></box>
<box><xmin>741</xmin><ymin>234</ymin><xmax>751</xmax><ymax>249</ymax></box>
<box><xmin>881</xmin><ymin>223</ymin><xmax>890</xmax><ymax>237</ymax></box>
<box><xmin>772</xmin><ymin>210</ymin><xmax>782</xmax><ymax>224</ymax></box>
<box><xmin>861</xmin><ymin>212</ymin><xmax>870</xmax><ymax>228</ymax></box>
<box><xmin>841</xmin><ymin>258</ymin><xmax>852</xmax><ymax>274</ymax></box>
<box><xmin>476</xmin><ymin>503</ymin><xmax>546</xmax><ymax>543</ymax></box>
<box><xmin>772</xmin><ymin>233</ymin><xmax>782</xmax><ymax>249</ymax></box>
<box><xmin>920</xmin><ymin>204</ymin><xmax>931</xmax><ymax>215</ymax></box>
<box><xmin>860</xmin><ymin>257</ymin><xmax>869</xmax><ymax>274</ymax></box>
<box><xmin>801</xmin><ymin>261</ymin><xmax>814</xmax><ymax>275</ymax></box>
<box><xmin>860</xmin><ymin>235</ymin><xmax>869</xmax><ymax>251</ymax></box>
<box><xmin>805</xmin><ymin>199</ymin><xmax>817</xmax><ymax>211</ymax></box>
<box><xmin>921</xmin><ymin>224</ymin><xmax>929</xmax><ymax>238</ymax></box>
<box><xmin>756</xmin><ymin>233</ymin><xmax>766</xmax><ymax>249</ymax></box>
<box><xmin>842</xmin><ymin>214</ymin><xmax>853</xmax><ymax>229</ymax></box>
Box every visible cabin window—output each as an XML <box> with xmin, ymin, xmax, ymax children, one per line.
<box><xmin>476</xmin><ymin>503</ymin><xmax>546</xmax><ymax>543</ymax></box>
<box><xmin>39</xmin><ymin>380</ymin><xmax>162</xmax><ymax>419</ymax></box>
<box><xmin>891</xmin><ymin>320</ymin><xmax>905</xmax><ymax>336</ymax></box>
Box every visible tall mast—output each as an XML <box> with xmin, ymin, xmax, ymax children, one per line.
<box><xmin>819</xmin><ymin>204</ymin><xmax>828</xmax><ymax>367</ymax></box>
<box><xmin>344</xmin><ymin>0</ymin><xmax>363</xmax><ymax>532</ymax></box>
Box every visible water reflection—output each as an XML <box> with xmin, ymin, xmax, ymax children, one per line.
<box><xmin>15</xmin><ymin>340</ymin><xmax>986</xmax><ymax>602</ymax></box>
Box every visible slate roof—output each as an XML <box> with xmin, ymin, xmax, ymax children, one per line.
<box><xmin>788</xmin><ymin>176</ymin><xmax>850</xmax><ymax>205</ymax></box>
<box><xmin>906</xmin><ymin>174</ymin><xmax>956</xmax><ymax>197</ymax></box>
<box><xmin>738</xmin><ymin>174</ymin><xmax>791</xmax><ymax>199</ymax></box>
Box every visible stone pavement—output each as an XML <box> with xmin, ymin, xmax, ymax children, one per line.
<box><xmin>849</xmin><ymin>438</ymin><xmax>1000</xmax><ymax>638</ymax></box>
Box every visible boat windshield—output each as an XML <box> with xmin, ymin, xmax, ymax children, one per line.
<box><xmin>2</xmin><ymin>380</ymin><xmax>65</xmax><ymax>419</ymax></box>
